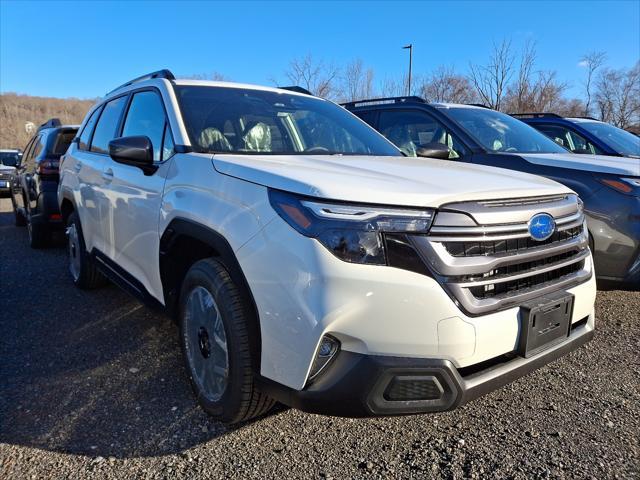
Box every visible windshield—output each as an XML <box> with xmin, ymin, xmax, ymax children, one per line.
<box><xmin>577</xmin><ymin>121</ymin><xmax>640</xmax><ymax>158</ymax></box>
<box><xmin>0</xmin><ymin>151</ymin><xmax>19</xmax><ymax>166</ymax></box>
<box><xmin>446</xmin><ymin>108</ymin><xmax>568</xmax><ymax>154</ymax></box>
<box><xmin>174</xmin><ymin>86</ymin><xmax>400</xmax><ymax>156</ymax></box>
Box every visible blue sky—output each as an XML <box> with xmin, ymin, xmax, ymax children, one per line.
<box><xmin>1</xmin><ymin>0</ymin><xmax>639</xmax><ymax>99</ymax></box>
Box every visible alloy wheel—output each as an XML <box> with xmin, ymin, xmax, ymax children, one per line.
<box><xmin>183</xmin><ymin>286</ymin><xmax>229</xmax><ymax>402</ymax></box>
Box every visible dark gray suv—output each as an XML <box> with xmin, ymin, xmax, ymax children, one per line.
<box><xmin>344</xmin><ymin>97</ymin><xmax>640</xmax><ymax>288</ymax></box>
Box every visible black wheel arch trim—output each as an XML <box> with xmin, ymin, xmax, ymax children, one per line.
<box><xmin>159</xmin><ymin>218</ymin><xmax>263</xmax><ymax>371</ymax></box>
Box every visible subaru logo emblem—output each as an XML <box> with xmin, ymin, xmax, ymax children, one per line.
<box><xmin>528</xmin><ymin>213</ymin><xmax>556</xmax><ymax>241</ymax></box>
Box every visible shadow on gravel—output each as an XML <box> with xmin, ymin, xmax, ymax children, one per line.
<box><xmin>0</xmin><ymin>206</ymin><xmax>279</xmax><ymax>458</ymax></box>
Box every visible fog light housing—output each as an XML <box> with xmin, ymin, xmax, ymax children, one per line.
<box><xmin>308</xmin><ymin>335</ymin><xmax>340</xmax><ymax>381</ymax></box>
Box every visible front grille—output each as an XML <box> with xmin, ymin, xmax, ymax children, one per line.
<box><xmin>412</xmin><ymin>194</ymin><xmax>592</xmax><ymax>315</ymax></box>
<box><xmin>468</xmin><ymin>260</ymin><xmax>585</xmax><ymax>299</ymax></box>
<box><xmin>460</xmin><ymin>249</ymin><xmax>583</xmax><ymax>283</ymax></box>
<box><xmin>443</xmin><ymin>226</ymin><xmax>582</xmax><ymax>257</ymax></box>
<box><xmin>0</xmin><ymin>173</ymin><xmax>11</xmax><ymax>181</ymax></box>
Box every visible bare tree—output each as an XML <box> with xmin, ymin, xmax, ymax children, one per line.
<box><xmin>179</xmin><ymin>71</ymin><xmax>228</xmax><ymax>81</ymax></box>
<box><xmin>341</xmin><ymin>58</ymin><xmax>376</xmax><ymax>102</ymax></box>
<box><xmin>580</xmin><ymin>51</ymin><xmax>607</xmax><ymax>116</ymax></box>
<box><xmin>468</xmin><ymin>39</ymin><xmax>515</xmax><ymax>110</ymax></box>
<box><xmin>419</xmin><ymin>65</ymin><xmax>477</xmax><ymax>104</ymax></box>
<box><xmin>595</xmin><ymin>62</ymin><xmax>640</xmax><ymax>128</ymax></box>
<box><xmin>555</xmin><ymin>97</ymin><xmax>586</xmax><ymax>117</ymax></box>
<box><xmin>379</xmin><ymin>75</ymin><xmax>407</xmax><ymax>97</ymax></box>
<box><xmin>283</xmin><ymin>54</ymin><xmax>340</xmax><ymax>99</ymax></box>
<box><xmin>510</xmin><ymin>39</ymin><xmax>537</xmax><ymax>112</ymax></box>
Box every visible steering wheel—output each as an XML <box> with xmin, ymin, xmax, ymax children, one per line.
<box><xmin>504</xmin><ymin>147</ymin><xmax>518</xmax><ymax>152</ymax></box>
<box><xmin>303</xmin><ymin>146</ymin><xmax>330</xmax><ymax>154</ymax></box>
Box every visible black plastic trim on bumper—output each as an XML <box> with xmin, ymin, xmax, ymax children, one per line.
<box><xmin>259</xmin><ymin>323</ymin><xmax>594</xmax><ymax>417</ymax></box>
<box><xmin>29</xmin><ymin>212</ymin><xmax>64</xmax><ymax>229</ymax></box>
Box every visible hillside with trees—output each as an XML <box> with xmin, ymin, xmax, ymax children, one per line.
<box><xmin>0</xmin><ymin>93</ymin><xmax>95</xmax><ymax>149</ymax></box>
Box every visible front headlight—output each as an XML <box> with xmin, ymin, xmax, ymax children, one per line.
<box><xmin>268</xmin><ymin>189</ymin><xmax>435</xmax><ymax>265</ymax></box>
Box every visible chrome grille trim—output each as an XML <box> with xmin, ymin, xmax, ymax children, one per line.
<box><xmin>453</xmin><ymin>249</ymin><xmax>589</xmax><ymax>287</ymax></box>
<box><xmin>475</xmin><ymin>194</ymin><xmax>568</xmax><ymax>207</ymax></box>
<box><xmin>416</xmin><ymin>232</ymin><xmax>588</xmax><ymax>277</ymax></box>
<box><xmin>429</xmin><ymin>211</ymin><xmax>584</xmax><ymax>240</ymax></box>
<box><xmin>416</xmin><ymin>195</ymin><xmax>591</xmax><ymax>315</ymax></box>
<box><xmin>447</xmin><ymin>257</ymin><xmax>592</xmax><ymax>315</ymax></box>
<box><xmin>439</xmin><ymin>194</ymin><xmax>579</xmax><ymax>225</ymax></box>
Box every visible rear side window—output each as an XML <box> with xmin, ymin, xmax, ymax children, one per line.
<box><xmin>51</xmin><ymin>130</ymin><xmax>77</xmax><ymax>155</ymax></box>
<box><xmin>78</xmin><ymin>107</ymin><xmax>101</xmax><ymax>150</ymax></box>
<box><xmin>32</xmin><ymin>134</ymin><xmax>46</xmax><ymax>160</ymax></box>
<box><xmin>353</xmin><ymin>110</ymin><xmax>377</xmax><ymax>128</ymax></box>
<box><xmin>121</xmin><ymin>91</ymin><xmax>167</xmax><ymax>162</ymax></box>
<box><xmin>24</xmin><ymin>134</ymin><xmax>41</xmax><ymax>170</ymax></box>
<box><xmin>90</xmin><ymin>96</ymin><xmax>127</xmax><ymax>154</ymax></box>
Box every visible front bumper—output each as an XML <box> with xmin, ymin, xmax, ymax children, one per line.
<box><xmin>261</xmin><ymin>318</ymin><xmax>593</xmax><ymax>417</ymax></box>
<box><xmin>238</xmin><ymin>213</ymin><xmax>597</xmax><ymax>391</ymax></box>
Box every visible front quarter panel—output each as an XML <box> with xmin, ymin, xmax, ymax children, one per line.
<box><xmin>159</xmin><ymin>153</ymin><xmax>277</xmax><ymax>263</ymax></box>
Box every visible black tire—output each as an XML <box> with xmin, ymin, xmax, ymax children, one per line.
<box><xmin>67</xmin><ymin>211</ymin><xmax>107</xmax><ymax>289</ymax></box>
<box><xmin>27</xmin><ymin>215</ymin><xmax>50</xmax><ymax>249</ymax></box>
<box><xmin>12</xmin><ymin>196</ymin><xmax>26</xmax><ymax>227</ymax></box>
<box><xmin>179</xmin><ymin>258</ymin><xmax>274</xmax><ymax>424</ymax></box>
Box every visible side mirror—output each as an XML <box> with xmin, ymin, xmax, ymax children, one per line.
<box><xmin>109</xmin><ymin>136</ymin><xmax>157</xmax><ymax>174</ymax></box>
<box><xmin>415</xmin><ymin>142</ymin><xmax>450</xmax><ymax>160</ymax></box>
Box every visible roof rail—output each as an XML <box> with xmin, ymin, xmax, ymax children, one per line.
<box><xmin>466</xmin><ymin>103</ymin><xmax>491</xmax><ymax>109</ymax></box>
<box><xmin>341</xmin><ymin>96</ymin><xmax>426</xmax><ymax>109</ymax></box>
<box><xmin>510</xmin><ymin>112</ymin><xmax>562</xmax><ymax>118</ymax></box>
<box><xmin>38</xmin><ymin>118</ymin><xmax>62</xmax><ymax>131</ymax></box>
<box><xmin>107</xmin><ymin>69</ymin><xmax>175</xmax><ymax>95</ymax></box>
<box><xmin>569</xmin><ymin>115</ymin><xmax>599</xmax><ymax>121</ymax></box>
<box><xmin>279</xmin><ymin>85</ymin><xmax>314</xmax><ymax>96</ymax></box>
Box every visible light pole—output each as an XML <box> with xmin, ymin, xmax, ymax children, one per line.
<box><xmin>403</xmin><ymin>44</ymin><xmax>412</xmax><ymax>96</ymax></box>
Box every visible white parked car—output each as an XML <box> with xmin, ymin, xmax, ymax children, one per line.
<box><xmin>58</xmin><ymin>70</ymin><xmax>596</xmax><ymax>423</ymax></box>
<box><xmin>0</xmin><ymin>148</ymin><xmax>20</xmax><ymax>196</ymax></box>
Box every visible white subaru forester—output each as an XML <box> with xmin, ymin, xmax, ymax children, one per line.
<box><xmin>58</xmin><ymin>70</ymin><xmax>596</xmax><ymax>423</ymax></box>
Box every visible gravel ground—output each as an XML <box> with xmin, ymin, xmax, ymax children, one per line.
<box><xmin>0</xmin><ymin>196</ymin><xmax>639</xmax><ymax>479</ymax></box>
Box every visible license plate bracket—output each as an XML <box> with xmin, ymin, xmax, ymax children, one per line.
<box><xmin>518</xmin><ymin>291</ymin><xmax>574</xmax><ymax>358</ymax></box>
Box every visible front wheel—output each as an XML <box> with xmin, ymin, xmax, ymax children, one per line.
<box><xmin>179</xmin><ymin>258</ymin><xmax>274</xmax><ymax>423</ymax></box>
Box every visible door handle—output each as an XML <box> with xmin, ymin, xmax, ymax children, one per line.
<box><xmin>102</xmin><ymin>168</ymin><xmax>114</xmax><ymax>181</ymax></box>
<box><xmin>74</xmin><ymin>162</ymin><xmax>82</xmax><ymax>172</ymax></box>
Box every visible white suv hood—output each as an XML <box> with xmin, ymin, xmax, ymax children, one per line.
<box><xmin>212</xmin><ymin>154</ymin><xmax>571</xmax><ymax>207</ymax></box>
<box><xmin>518</xmin><ymin>153</ymin><xmax>640</xmax><ymax>176</ymax></box>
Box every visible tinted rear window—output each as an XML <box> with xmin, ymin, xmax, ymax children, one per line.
<box><xmin>51</xmin><ymin>129</ymin><xmax>78</xmax><ymax>155</ymax></box>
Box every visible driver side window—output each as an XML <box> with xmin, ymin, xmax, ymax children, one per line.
<box><xmin>378</xmin><ymin>110</ymin><xmax>467</xmax><ymax>159</ymax></box>
<box><xmin>537</xmin><ymin>124</ymin><xmax>601</xmax><ymax>154</ymax></box>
